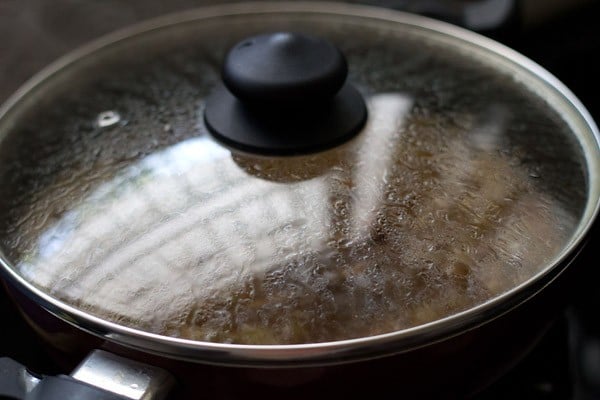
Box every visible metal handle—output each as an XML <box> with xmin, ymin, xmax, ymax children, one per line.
<box><xmin>0</xmin><ymin>350</ymin><xmax>174</xmax><ymax>400</ymax></box>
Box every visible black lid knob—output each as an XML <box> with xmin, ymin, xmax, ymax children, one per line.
<box><xmin>222</xmin><ymin>32</ymin><xmax>348</xmax><ymax>106</ymax></box>
<box><xmin>204</xmin><ymin>32</ymin><xmax>367</xmax><ymax>155</ymax></box>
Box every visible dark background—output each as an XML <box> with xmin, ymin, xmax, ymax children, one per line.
<box><xmin>1</xmin><ymin>1</ymin><xmax>600</xmax><ymax>398</ymax></box>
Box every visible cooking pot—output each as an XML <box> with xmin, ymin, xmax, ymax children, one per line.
<box><xmin>0</xmin><ymin>2</ymin><xmax>599</xmax><ymax>399</ymax></box>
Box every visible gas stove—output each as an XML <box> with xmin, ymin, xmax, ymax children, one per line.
<box><xmin>1</xmin><ymin>1</ymin><xmax>600</xmax><ymax>399</ymax></box>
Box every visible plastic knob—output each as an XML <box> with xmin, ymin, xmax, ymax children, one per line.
<box><xmin>222</xmin><ymin>32</ymin><xmax>348</xmax><ymax>106</ymax></box>
<box><xmin>204</xmin><ymin>32</ymin><xmax>367</xmax><ymax>155</ymax></box>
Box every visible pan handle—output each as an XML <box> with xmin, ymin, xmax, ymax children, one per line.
<box><xmin>0</xmin><ymin>350</ymin><xmax>174</xmax><ymax>400</ymax></box>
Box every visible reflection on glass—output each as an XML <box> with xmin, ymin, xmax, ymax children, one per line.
<box><xmin>11</xmin><ymin>93</ymin><xmax>577</xmax><ymax>344</ymax></box>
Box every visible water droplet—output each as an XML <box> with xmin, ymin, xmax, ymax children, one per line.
<box><xmin>96</xmin><ymin>110</ymin><xmax>120</xmax><ymax>128</ymax></box>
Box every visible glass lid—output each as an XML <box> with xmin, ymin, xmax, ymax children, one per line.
<box><xmin>0</xmin><ymin>4</ymin><xmax>597</xmax><ymax>347</ymax></box>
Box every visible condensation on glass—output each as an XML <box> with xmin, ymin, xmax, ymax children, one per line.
<box><xmin>0</xmin><ymin>13</ymin><xmax>588</xmax><ymax>344</ymax></box>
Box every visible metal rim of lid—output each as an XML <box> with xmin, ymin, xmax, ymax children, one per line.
<box><xmin>0</xmin><ymin>1</ymin><xmax>598</xmax><ymax>367</ymax></box>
